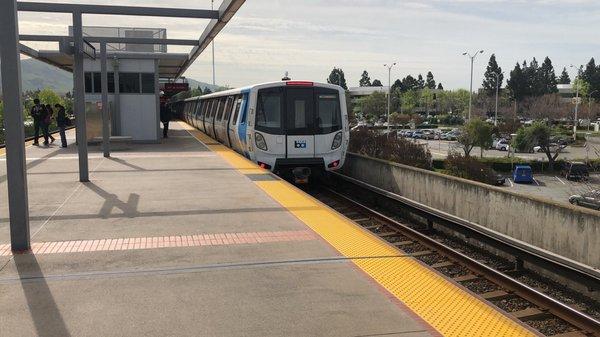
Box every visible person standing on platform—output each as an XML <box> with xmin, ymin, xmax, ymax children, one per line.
<box><xmin>160</xmin><ymin>103</ymin><xmax>171</xmax><ymax>139</ymax></box>
<box><xmin>55</xmin><ymin>103</ymin><xmax>68</xmax><ymax>148</ymax></box>
<box><xmin>44</xmin><ymin>104</ymin><xmax>56</xmax><ymax>145</ymax></box>
<box><xmin>30</xmin><ymin>98</ymin><xmax>47</xmax><ymax>146</ymax></box>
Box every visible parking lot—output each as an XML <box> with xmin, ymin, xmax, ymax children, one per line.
<box><xmin>416</xmin><ymin>138</ymin><xmax>597</xmax><ymax>161</ymax></box>
<box><xmin>498</xmin><ymin>173</ymin><xmax>599</xmax><ymax>204</ymax></box>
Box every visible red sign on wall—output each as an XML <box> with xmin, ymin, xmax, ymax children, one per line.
<box><xmin>163</xmin><ymin>83</ymin><xmax>189</xmax><ymax>96</ymax></box>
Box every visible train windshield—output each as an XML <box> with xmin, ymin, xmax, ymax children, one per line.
<box><xmin>315</xmin><ymin>89</ymin><xmax>341</xmax><ymax>134</ymax></box>
<box><xmin>255</xmin><ymin>86</ymin><xmax>342</xmax><ymax>135</ymax></box>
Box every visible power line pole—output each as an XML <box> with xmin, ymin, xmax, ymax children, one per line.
<box><xmin>211</xmin><ymin>0</ymin><xmax>216</xmax><ymax>86</ymax></box>
<box><xmin>463</xmin><ymin>50</ymin><xmax>484</xmax><ymax>121</ymax></box>
<box><xmin>384</xmin><ymin>62</ymin><xmax>396</xmax><ymax>132</ymax></box>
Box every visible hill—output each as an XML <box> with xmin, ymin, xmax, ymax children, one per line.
<box><xmin>0</xmin><ymin>58</ymin><xmax>221</xmax><ymax>94</ymax></box>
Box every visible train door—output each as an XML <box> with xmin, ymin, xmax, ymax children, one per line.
<box><xmin>228</xmin><ymin>95</ymin><xmax>244</xmax><ymax>153</ymax></box>
<box><xmin>314</xmin><ymin>88</ymin><xmax>343</xmax><ymax>157</ymax></box>
<box><xmin>285</xmin><ymin>88</ymin><xmax>315</xmax><ymax>158</ymax></box>
<box><xmin>221</xmin><ymin>96</ymin><xmax>234</xmax><ymax>147</ymax></box>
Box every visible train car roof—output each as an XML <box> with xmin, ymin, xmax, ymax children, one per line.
<box><xmin>196</xmin><ymin>81</ymin><xmax>343</xmax><ymax>100</ymax></box>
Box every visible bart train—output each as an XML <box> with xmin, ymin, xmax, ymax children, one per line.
<box><xmin>170</xmin><ymin>81</ymin><xmax>349</xmax><ymax>181</ymax></box>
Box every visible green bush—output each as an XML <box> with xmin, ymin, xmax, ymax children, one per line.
<box><xmin>445</xmin><ymin>152</ymin><xmax>497</xmax><ymax>185</ymax></box>
<box><xmin>349</xmin><ymin>128</ymin><xmax>433</xmax><ymax>170</ymax></box>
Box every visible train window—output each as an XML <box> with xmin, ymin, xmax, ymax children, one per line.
<box><xmin>202</xmin><ymin>100</ymin><xmax>209</xmax><ymax>119</ymax></box>
<box><xmin>223</xmin><ymin>96</ymin><xmax>234</xmax><ymax>122</ymax></box>
<box><xmin>256</xmin><ymin>88</ymin><xmax>283</xmax><ymax>133</ymax></box>
<box><xmin>216</xmin><ymin>97</ymin><xmax>226</xmax><ymax>121</ymax></box>
<box><xmin>231</xmin><ymin>97</ymin><xmax>242</xmax><ymax>126</ymax></box>
<box><xmin>316</xmin><ymin>90</ymin><xmax>342</xmax><ymax>134</ymax></box>
<box><xmin>285</xmin><ymin>88</ymin><xmax>314</xmax><ymax>135</ymax></box>
<box><xmin>209</xmin><ymin>99</ymin><xmax>218</xmax><ymax>119</ymax></box>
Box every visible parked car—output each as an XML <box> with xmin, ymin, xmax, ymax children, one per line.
<box><xmin>494</xmin><ymin>174</ymin><xmax>506</xmax><ymax>186</ymax></box>
<box><xmin>561</xmin><ymin>161</ymin><xmax>589</xmax><ymax>181</ymax></box>
<box><xmin>513</xmin><ymin>165</ymin><xmax>533</xmax><ymax>184</ymax></box>
<box><xmin>422</xmin><ymin>130</ymin><xmax>435</xmax><ymax>140</ymax></box>
<box><xmin>441</xmin><ymin>131</ymin><xmax>459</xmax><ymax>141</ymax></box>
<box><xmin>412</xmin><ymin>130</ymin><xmax>424</xmax><ymax>139</ymax></box>
<box><xmin>496</xmin><ymin>139</ymin><xmax>510</xmax><ymax>151</ymax></box>
<box><xmin>569</xmin><ymin>190</ymin><xmax>600</xmax><ymax>210</ymax></box>
<box><xmin>492</xmin><ymin>138</ymin><xmax>506</xmax><ymax>149</ymax></box>
<box><xmin>533</xmin><ymin>143</ymin><xmax>566</xmax><ymax>153</ymax></box>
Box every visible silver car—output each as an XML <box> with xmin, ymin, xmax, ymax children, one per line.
<box><xmin>569</xmin><ymin>190</ymin><xmax>600</xmax><ymax>210</ymax></box>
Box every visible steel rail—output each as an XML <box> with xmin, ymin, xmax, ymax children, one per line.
<box><xmin>321</xmin><ymin>184</ymin><xmax>600</xmax><ymax>335</ymax></box>
<box><xmin>330</xmin><ymin>172</ymin><xmax>600</xmax><ymax>291</ymax></box>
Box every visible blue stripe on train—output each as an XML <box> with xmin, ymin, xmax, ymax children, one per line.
<box><xmin>238</xmin><ymin>91</ymin><xmax>250</xmax><ymax>159</ymax></box>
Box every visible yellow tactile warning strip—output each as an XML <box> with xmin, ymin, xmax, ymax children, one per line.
<box><xmin>181</xmin><ymin>121</ymin><xmax>536</xmax><ymax>337</ymax></box>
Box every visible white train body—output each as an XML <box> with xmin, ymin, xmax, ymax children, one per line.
<box><xmin>174</xmin><ymin>81</ymin><xmax>349</xmax><ymax>177</ymax></box>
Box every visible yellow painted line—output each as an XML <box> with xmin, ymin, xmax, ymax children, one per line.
<box><xmin>179</xmin><ymin>121</ymin><xmax>266</xmax><ymax>174</ymax></box>
<box><xmin>183</xmin><ymin>121</ymin><xmax>535</xmax><ymax>337</ymax></box>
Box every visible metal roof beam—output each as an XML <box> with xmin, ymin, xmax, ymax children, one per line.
<box><xmin>176</xmin><ymin>0</ymin><xmax>245</xmax><ymax>78</ymax></box>
<box><xmin>17</xmin><ymin>2</ymin><xmax>219</xmax><ymax>19</ymax></box>
<box><xmin>18</xmin><ymin>43</ymin><xmax>73</xmax><ymax>72</ymax></box>
<box><xmin>19</xmin><ymin>34</ymin><xmax>200</xmax><ymax>46</ymax></box>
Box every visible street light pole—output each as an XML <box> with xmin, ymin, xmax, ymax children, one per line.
<box><xmin>463</xmin><ymin>50</ymin><xmax>484</xmax><ymax>121</ymax></box>
<box><xmin>211</xmin><ymin>0</ymin><xmax>215</xmax><ymax>86</ymax></box>
<box><xmin>493</xmin><ymin>72</ymin><xmax>500</xmax><ymax>127</ymax></box>
<box><xmin>570</xmin><ymin>64</ymin><xmax>581</xmax><ymax>141</ymax></box>
<box><xmin>384</xmin><ymin>62</ymin><xmax>396</xmax><ymax>132</ymax></box>
<box><xmin>589</xmin><ymin>90</ymin><xmax>598</xmax><ymax>132</ymax></box>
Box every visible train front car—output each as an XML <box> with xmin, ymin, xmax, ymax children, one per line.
<box><xmin>247</xmin><ymin>81</ymin><xmax>349</xmax><ymax>183</ymax></box>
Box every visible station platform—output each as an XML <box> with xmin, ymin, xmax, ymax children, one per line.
<box><xmin>0</xmin><ymin>123</ymin><xmax>535</xmax><ymax>337</ymax></box>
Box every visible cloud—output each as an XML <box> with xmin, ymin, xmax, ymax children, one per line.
<box><xmin>15</xmin><ymin>0</ymin><xmax>600</xmax><ymax>90</ymax></box>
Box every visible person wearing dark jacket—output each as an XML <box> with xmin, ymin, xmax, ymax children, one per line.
<box><xmin>30</xmin><ymin>98</ymin><xmax>47</xmax><ymax>146</ymax></box>
<box><xmin>55</xmin><ymin>103</ymin><xmax>68</xmax><ymax>147</ymax></box>
<box><xmin>44</xmin><ymin>104</ymin><xmax>56</xmax><ymax>144</ymax></box>
<box><xmin>160</xmin><ymin>103</ymin><xmax>171</xmax><ymax>138</ymax></box>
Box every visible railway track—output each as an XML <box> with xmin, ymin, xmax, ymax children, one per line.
<box><xmin>309</xmin><ymin>180</ymin><xmax>600</xmax><ymax>337</ymax></box>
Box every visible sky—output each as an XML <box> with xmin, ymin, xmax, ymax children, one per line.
<box><xmin>17</xmin><ymin>0</ymin><xmax>600</xmax><ymax>90</ymax></box>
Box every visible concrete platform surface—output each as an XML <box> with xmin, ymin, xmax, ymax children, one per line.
<box><xmin>0</xmin><ymin>125</ymin><xmax>434</xmax><ymax>337</ymax></box>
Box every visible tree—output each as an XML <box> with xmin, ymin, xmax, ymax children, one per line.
<box><xmin>523</xmin><ymin>94</ymin><xmax>568</xmax><ymax>120</ymax></box>
<box><xmin>359</xmin><ymin>70</ymin><xmax>372</xmax><ymax>87</ymax></box>
<box><xmin>425</xmin><ymin>71</ymin><xmax>436</xmax><ymax>89</ymax></box>
<box><xmin>507</xmin><ymin>62</ymin><xmax>527</xmax><ymax>102</ymax></box>
<box><xmin>389</xmin><ymin>112</ymin><xmax>411</xmax><ymax>125</ymax></box>
<box><xmin>37</xmin><ymin>88</ymin><xmax>64</xmax><ymax>107</ymax></box>
<box><xmin>539</xmin><ymin>57</ymin><xmax>558</xmax><ymax>94</ymax></box>
<box><xmin>400</xmin><ymin>90</ymin><xmax>420</xmax><ymax>114</ymax></box>
<box><xmin>437</xmin><ymin>83</ymin><xmax>444</xmax><ymax>90</ymax></box>
<box><xmin>525</xmin><ymin>58</ymin><xmax>541</xmax><ymax>96</ymax></box>
<box><xmin>518</xmin><ymin>122</ymin><xmax>562</xmax><ymax>169</ymax></box>
<box><xmin>391</xmin><ymin>79</ymin><xmax>403</xmax><ymax>92</ymax></box>
<box><xmin>371</xmin><ymin>79</ymin><xmax>383</xmax><ymax>87</ymax></box>
<box><xmin>359</xmin><ymin>91</ymin><xmax>387</xmax><ymax>122</ymax></box>
<box><xmin>558</xmin><ymin>67</ymin><xmax>571</xmax><ymax>85</ymax></box>
<box><xmin>482</xmin><ymin>54</ymin><xmax>503</xmax><ymax>96</ymax></box>
<box><xmin>202</xmin><ymin>87</ymin><xmax>213</xmax><ymax>95</ymax></box>
<box><xmin>327</xmin><ymin>67</ymin><xmax>348</xmax><ymax>90</ymax></box>
<box><xmin>458</xmin><ymin>118</ymin><xmax>492</xmax><ymax>158</ymax></box>
<box><xmin>401</xmin><ymin>75</ymin><xmax>419</xmax><ymax>92</ymax></box>
<box><xmin>581</xmin><ymin>58</ymin><xmax>600</xmax><ymax>100</ymax></box>
<box><xmin>417</xmin><ymin>74</ymin><xmax>425</xmax><ymax>89</ymax></box>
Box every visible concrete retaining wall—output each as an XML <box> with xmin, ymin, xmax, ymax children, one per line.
<box><xmin>342</xmin><ymin>153</ymin><xmax>600</xmax><ymax>268</ymax></box>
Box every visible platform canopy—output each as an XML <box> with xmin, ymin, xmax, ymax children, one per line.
<box><xmin>17</xmin><ymin>0</ymin><xmax>246</xmax><ymax>79</ymax></box>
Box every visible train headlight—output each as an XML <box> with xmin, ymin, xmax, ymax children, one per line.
<box><xmin>331</xmin><ymin>132</ymin><xmax>343</xmax><ymax>150</ymax></box>
<box><xmin>255</xmin><ymin>132</ymin><xmax>268</xmax><ymax>151</ymax></box>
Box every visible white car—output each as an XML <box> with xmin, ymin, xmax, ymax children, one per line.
<box><xmin>496</xmin><ymin>140</ymin><xmax>510</xmax><ymax>151</ymax></box>
<box><xmin>533</xmin><ymin>143</ymin><xmax>565</xmax><ymax>153</ymax></box>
